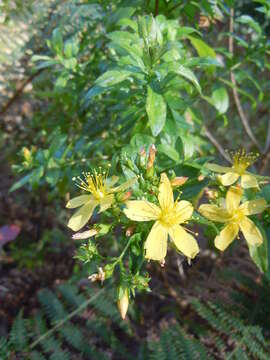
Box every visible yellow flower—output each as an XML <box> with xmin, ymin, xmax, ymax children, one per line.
<box><xmin>66</xmin><ymin>170</ymin><xmax>135</xmax><ymax>231</ymax></box>
<box><xmin>124</xmin><ymin>173</ymin><xmax>199</xmax><ymax>261</ymax></box>
<box><xmin>199</xmin><ymin>186</ymin><xmax>267</xmax><ymax>251</ymax></box>
<box><xmin>206</xmin><ymin>150</ymin><xmax>259</xmax><ymax>188</ymax></box>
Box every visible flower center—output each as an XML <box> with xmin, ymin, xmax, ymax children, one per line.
<box><xmin>231</xmin><ymin>150</ymin><xmax>258</xmax><ymax>175</ymax></box>
<box><xmin>159</xmin><ymin>207</ymin><xmax>178</xmax><ymax>228</ymax></box>
<box><xmin>230</xmin><ymin>208</ymin><xmax>244</xmax><ymax>224</ymax></box>
<box><xmin>74</xmin><ymin>170</ymin><xmax>108</xmax><ymax>200</ymax></box>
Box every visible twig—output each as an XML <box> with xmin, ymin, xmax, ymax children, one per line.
<box><xmin>0</xmin><ymin>69</ymin><xmax>42</xmax><ymax>116</ymax></box>
<box><xmin>203</xmin><ymin>126</ymin><xmax>231</xmax><ymax>162</ymax></box>
<box><xmin>263</xmin><ymin>119</ymin><xmax>270</xmax><ymax>154</ymax></box>
<box><xmin>229</xmin><ymin>8</ymin><xmax>263</xmax><ymax>152</ymax></box>
<box><xmin>154</xmin><ymin>0</ymin><xmax>159</xmax><ymax>17</ymax></box>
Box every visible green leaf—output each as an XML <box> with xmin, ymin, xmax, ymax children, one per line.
<box><xmin>157</xmin><ymin>144</ymin><xmax>180</xmax><ymax>162</ymax></box>
<box><xmin>237</xmin><ymin>15</ymin><xmax>262</xmax><ymax>35</ymax></box>
<box><xmin>9</xmin><ymin>173</ymin><xmax>32</xmax><ymax>192</ymax></box>
<box><xmin>248</xmin><ymin>223</ymin><xmax>268</xmax><ymax>273</ymax></box>
<box><xmin>95</xmin><ymin>69</ymin><xmax>132</xmax><ymax>88</ymax></box>
<box><xmin>211</xmin><ymin>87</ymin><xmax>229</xmax><ymax>114</ymax></box>
<box><xmin>173</xmin><ymin>64</ymin><xmax>201</xmax><ymax>94</ymax></box>
<box><xmin>146</xmin><ymin>85</ymin><xmax>167</xmax><ymax>136</ymax></box>
<box><xmin>51</xmin><ymin>28</ymin><xmax>63</xmax><ymax>55</ymax></box>
<box><xmin>188</xmin><ymin>36</ymin><xmax>216</xmax><ymax>58</ymax></box>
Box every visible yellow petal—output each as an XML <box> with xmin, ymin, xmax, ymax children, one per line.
<box><xmin>241</xmin><ymin>174</ymin><xmax>259</xmax><ymax>189</ymax></box>
<box><xmin>111</xmin><ymin>177</ymin><xmax>136</xmax><ymax>192</ymax></box>
<box><xmin>198</xmin><ymin>204</ymin><xmax>231</xmax><ymax>223</ymax></box>
<box><xmin>144</xmin><ymin>222</ymin><xmax>168</xmax><ymax>261</ymax></box>
<box><xmin>98</xmin><ymin>194</ymin><xmax>114</xmax><ymax>213</ymax></box>
<box><xmin>226</xmin><ymin>186</ymin><xmax>243</xmax><ymax>213</ymax></box>
<box><xmin>158</xmin><ymin>173</ymin><xmax>174</xmax><ymax>210</ymax></box>
<box><xmin>206</xmin><ymin>163</ymin><xmax>232</xmax><ymax>173</ymax></box>
<box><xmin>67</xmin><ymin>201</ymin><xmax>97</xmax><ymax>231</ymax></box>
<box><xmin>175</xmin><ymin>200</ymin><xmax>193</xmax><ymax>223</ymax></box>
<box><xmin>239</xmin><ymin>216</ymin><xmax>263</xmax><ymax>246</ymax></box>
<box><xmin>66</xmin><ymin>195</ymin><xmax>93</xmax><ymax>209</ymax></box>
<box><xmin>218</xmin><ymin>172</ymin><xmax>239</xmax><ymax>186</ymax></box>
<box><xmin>169</xmin><ymin>225</ymin><xmax>199</xmax><ymax>259</ymax></box>
<box><xmin>240</xmin><ymin>199</ymin><xmax>267</xmax><ymax>216</ymax></box>
<box><xmin>124</xmin><ymin>200</ymin><xmax>160</xmax><ymax>221</ymax></box>
<box><xmin>214</xmin><ymin>223</ymin><xmax>239</xmax><ymax>251</ymax></box>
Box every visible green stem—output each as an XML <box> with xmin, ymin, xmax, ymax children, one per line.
<box><xmin>116</xmin><ymin>236</ymin><xmax>134</xmax><ymax>264</ymax></box>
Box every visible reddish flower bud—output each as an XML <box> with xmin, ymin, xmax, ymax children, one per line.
<box><xmin>171</xmin><ymin>177</ymin><xmax>188</xmax><ymax>187</ymax></box>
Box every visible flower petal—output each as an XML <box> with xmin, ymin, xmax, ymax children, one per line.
<box><xmin>66</xmin><ymin>195</ymin><xmax>93</xmax><ymax>209</ymax></box>
<box><xmin>144</xmin><ymin>222</ymin><xmax>168</xmax><ymax>261</ymax></box>
<box><xmin>206</xmin><ymin>163</ymin><xmax>232</xmax><ymax>173</ymax></box>
<box><xmin>240</xmin><ymin>199</ymin><xmax>267</xmax><ymax>216</ymax></box>
<box><xmin>241</xmin><ymin>174</ymin><xmax>259</xmax><ymax>189</ymax></box>
<box><xmin>218</xmin><ymin>172</ymin><xmax>239</xmax><ymax>186</ymax></box>
<box><xmin>67</xmin><ymin>201</ymin><xmax>97</xmax><ymax>231</ymax></box>
<box><xmin>239</xmin><ymin>216</ymin><xmax>263</xmax><ymax>246</ymax></box>
<box><xmin>111</xmin><ymin>177</ymin><xmax>136</xmax><ymax>193</ymax></box>
<box><xmin>198</xmin><ymin>204</ymin><xmax>231</xmax><ymax>223</ymax></box>
<box><xmin>158</xmin><ymin>173</ymin><xmax>174</xmax><ymax>210</ymax></box>
<box><xmin>98</xmin><ymin>194</ymin><xmax>114</xmax><ymax>213</ymax></box>
<box><xmin>124</xmin><ymin>200</ymin><xmax>160</xmax><ymax>221</ymax></box>
<box><xmin>226</xmin><ymin>186</ymin><xmax>243</xmax><ymax>213</ymax></box>
<box><xmin>214</xmin><ymin>223</ymin><xmax>239</xmax><ymax>251</ymax></box>
<box><xmin>169</xmin><ymin>225</ymin><xmax>199</xmax><ymax>259</ymax></box>
<box><xmin>175</xmin><ymin>200</ymin><xmax>193</xmax><ymax>223</ymax></box>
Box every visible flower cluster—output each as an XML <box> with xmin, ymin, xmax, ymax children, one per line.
<box><xmin>66</xmin><ymin>149</ymin><xmax>268</xmax><ymax>319</ymax></box>
<box><xmin>201</xmin><ymin>150</ymin><xmax>267</xmax><ymax>251</ymax></box>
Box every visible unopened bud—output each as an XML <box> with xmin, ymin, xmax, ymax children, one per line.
<box><xmin>198</xmin><ymin>175</ymin><xmax>205</xmax><ymax>181</ymax></box>
<box><xmin>171</xmin><ymin>177</ymin><xmax>188</xmax><ymax>187</ymax></box>
<box><xmin>122</xmin><ymin>191</ymin><xmax>132</xmax><ymax>201</ymax></box>
<box><xmin>139</xmin><ymin>147</ymin><xmax>147</xmax><ymax>167</ymax></box>
<box><xmin>205</xmin><ymin>189</ymin><xmax>217</xmax><ymax>199</ymax></box>
<box><xmin>117</xmin><ymin>289</ymin><xmax>129</xmax><ymax>320</ymax></box>
<box><xmin>160</xmin><ymin>259</ymin><xmax>165</xmax><ymax>267</ymax></box>
<box><xmin>147</xmin><ymin>144</ymin><xmax>157</xmax><ymax>170</ymax></box>
<box><xmin>126</xmin><ymin>226</ymin><xmax>135</xmax><ymax>237</ymax></box>
<box><xmin>72</xmin><ymin>229</ymin><xmax>98</xmax><ymax>240</ymax></box>
<box><xmin>22</xmin><ymin>147</ymin><xmax>32</xmax><ymax>162</ymax></box>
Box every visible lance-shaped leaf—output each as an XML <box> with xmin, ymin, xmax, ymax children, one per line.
<box><xmin>146</xmin><ymin>85</ymin><xmax>167</xmax><ymax>136</ymax></box>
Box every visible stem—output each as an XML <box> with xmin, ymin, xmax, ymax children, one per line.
<box><xmin>228</xmin><ymin>8</ymin><xmax>263</xmax><ymax>152</ymax></box>
<box><xmin>154</xmin><ymin>0</ymin><xmax>159</xmax><ymax>17</ymax></box>
<box><xmin>203</xmin><ymin>126</ymin><xmax>231</xmax><ymax>162</ymax></box>
<box><xmin>29</xmin><ymin>288</ymin><xmax>105</xmax><ymax>350</ymax></box>
<box><xmin>116</xmin><ymin>236</ymin><xmax>134</xmax><ymax>264</ymax></box>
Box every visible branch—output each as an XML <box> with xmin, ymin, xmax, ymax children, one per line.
<box><xmin>229</xmin><ymin>8</ymin><xmax>263</xmax><ymax>152</ymax></box>
<box><xmin>0</xmin><ymin>69</ymin><xmax>42</xmax><ymax>116</ymax></box>
<box><xmin>203</xmin><ymin>126</ymin><xmax>231</xmax><ymax>163</ymax></box>
<box><xmin>154</xmin><ymin>0</ymin><xmax>159</xmax><ymax>17</ymax></box>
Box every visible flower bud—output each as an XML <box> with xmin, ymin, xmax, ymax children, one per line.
<box><xmin>23</xmin><ymin>147</ymin><xmax>32</xmax><ymax>162</ymax></box>
<box><xmin>126</xmin><ymin>226</ymin><xmax>135</xmax><ymax>237</ymax></box>
<box><xmin>171</xmin><ymin>176</ymin><xmax>188</xmax><ymax>187</ymax></box>
<box><xmin>117</xmin><ymin>289</ymin><xmax>129</xmax><ymax>320</ymax></box>
<box><xmin>139</xmin><ymin>147</ymin><xmax>147</xmax><ymax>167</ymax></box>
<box><xmin>121</xmin><ymin>191</ymin><xmax>132</xmax><ymax>202</ymax></box>
<box><xmin>147</xmin><ymin>144</ymin><xmax>156</xmax><ymax>170</ymax></box>
<box><xmin>72</xmin><ymin>229</ymin><xmax>98</xmax><ymax>240</ymax></box>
